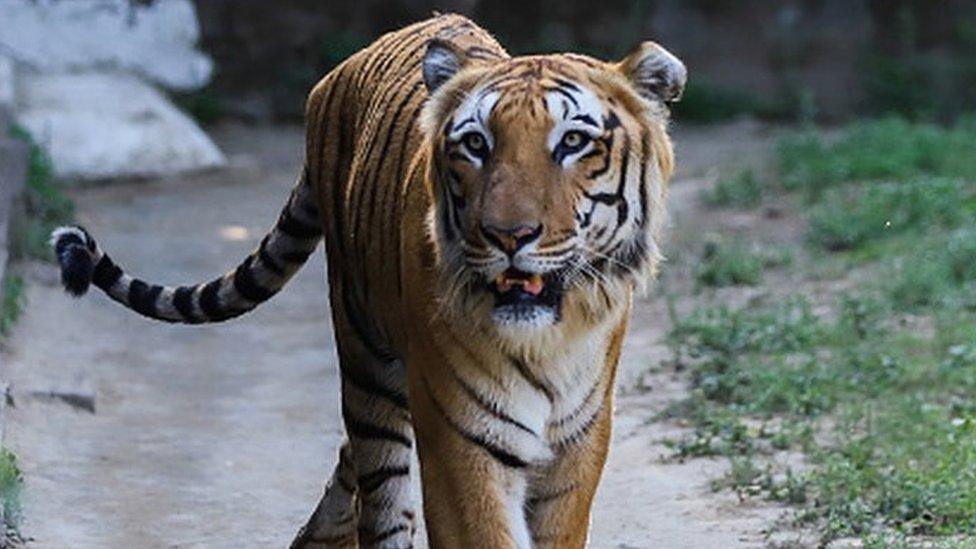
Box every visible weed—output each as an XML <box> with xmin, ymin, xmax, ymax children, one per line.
<box><xmin>776</xmin><ymin>117</ymin><xmax>976</xmax><ymax>198</ymax></box>
<box><xmin>694</xmin><ymin>239</ymin><xmax>766</xmax><ymax>288</ymax></box>
<box><xmin>0</xmin><ymin>275</ymin><xmax>24</xmax><ymax>337</ymax></box>
<box><xmin>700</xmin><ymin>169</ymin><xmax>762</xmax><ymax>209</ymax></box>
<box><xmin>8</xmin><ymin>125</ymin><xmax>74</xmax><ymax>261</ymax></box>
<box><xmin>0</xmin><ymin>448</ymin><xmax>22</xmax><ymax>538</ymax></box>
<box><xmin>806</xmin><ymin>178</ymin><xmax>970</xmax><ymax>251</ymax></box>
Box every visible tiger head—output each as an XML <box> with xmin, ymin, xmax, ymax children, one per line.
<box><xmin>421</xmin><ymin>39</ymin><xmax>685</xmax><ymax>334</ymax></box>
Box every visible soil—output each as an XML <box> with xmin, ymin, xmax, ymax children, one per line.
<box><xmin>2</xmin><ymin>119</ymin><xmax>797</xmax><ymax>548</ymax></box>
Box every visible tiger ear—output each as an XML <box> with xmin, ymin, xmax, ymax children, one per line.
<box><xmin>423</xmin><ymin>39</ymin><xmax>466</xmax><ymax>93</ymax></box>
<box><xmin>616</xmin><ymin>41</ymin><xmax>687</xmax><ymax>104</ymax></box>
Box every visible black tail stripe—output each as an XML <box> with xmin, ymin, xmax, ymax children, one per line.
<box><xmin>91</xmin><ymin>255</ymin><xmax>123</xmax><ymax>290</ymax></box>
<box><xmin>173</xmin><ymin>286</ymin><xmax>200</xmax><ymax>322</ymax></box>
<box><xmin>257</xmin><ymin>236</ymin><xmax>286</xmax><ymax>276</ymax></box>
<box><xmin>281</xmin><ymin>248</ymin><xmax>315</xmax><ymax>264</ymax></box>
<box><xmin>128</xmin><ymin>279</ymin><xmax>162</xmax><ymax>318</ymax></box>
<box><xmin>233</xmin><ymin>257</ymin><xmax>277</xmax><ymax>303</ymax></box>
<box><xmin>357</xmin><ymin>465</ymin><xmax>410</xmax><ymax>494</ymax></box>
<box><xmin>277</xmin><ymin>209</ymin><xmax>321</xmax><ymax>239</ymax></box>
<box><xmin>343</xmin><ymin>406</ymin><xmax>412</xmax><ymax>448</ymax></box>
<box><xmin>198</xmin><ymin>279</ymin><xmax>225</xmax><ymax>320</ymax></box>
<box><xmin>423</xmin><ymin>375</ymin><xmax>528</xmax><ymax>468</ymax></box>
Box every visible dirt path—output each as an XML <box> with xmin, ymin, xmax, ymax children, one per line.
<box><xmin>3</xmin><ymin>121</ymin><xmax>786</xmax><ymax>548</ymax></box>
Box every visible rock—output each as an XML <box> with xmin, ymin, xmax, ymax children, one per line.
<box><xmin>15</xmin><ymin>71</ymin><xmax>226</xmax><ymax>181</ymax></box>
<box><xmin>0</xmin><ymin>0</ymin><xmax>212</xmax><ymax>91</ymax></box>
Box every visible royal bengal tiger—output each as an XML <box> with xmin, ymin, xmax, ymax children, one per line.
<box><xmin>51</xmin><ymin>13</ymin><xmax>685</xmax><ymax>549</ymax></box>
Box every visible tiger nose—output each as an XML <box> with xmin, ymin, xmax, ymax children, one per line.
<box><xmin>480</xmin><ymin>223</ymin><xmax>543</xmax><ymax>255</ymax></box>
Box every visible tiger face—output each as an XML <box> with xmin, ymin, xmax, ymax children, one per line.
<box><xmin>421</xmin><ymin>40</ymin><xmax>686</xmax><ymax>331</ymax></box>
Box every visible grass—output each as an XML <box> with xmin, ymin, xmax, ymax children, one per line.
<box><xmin>693</xmin><ymin>238</ymin><xmax>791</xmax><ymax>289</ymax></box>
<box><xmin>0</xmin><ymin>275</ymin><xmax>24</xmax><ymax>338</ymax></box>
<box><xmin>805</xmin><ymin>177</ymin><xmax>974</xmax><ymax>251</ymax></box>
<box><xmin>700</xmin><ymin>169</ymin><xmax>762</xmax><ymax>209</ymax></box>
<box><xmin>0</xmin><ymin>449</ymin><xmax>21</xmax><ymax>540</ymax></box>
<box><xmin>8</xmin><ymin>125</ymin><xmax>74</xmax><ymax>261</ymax></box>
<box><xmin>662</xmin><ymin>115</ymin><xmax>976</xmax><ymax>544</ymax></box>
<box><xmin>776</xmin><ymin>116</ymin><xmax>976</xmax><ymax>199</ymax></box>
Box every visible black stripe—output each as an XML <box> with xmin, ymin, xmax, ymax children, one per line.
<box><xmin>343</xmin><ymin>405</ymin><xmax>412</xmax><ymax>448</ymax></box>
<box><xmin>256</xmin><ymin>236</ymin><xmax>286</xmax><ymax>276</ymax></box>
<box><xmin>552</xmin><ymin>77</ymin><xmax>581</xmax><ymax>92</ymax></box>
<box><xmin>357</xmin><ymin>465</ymin><xmax>410</xmax><ymax>494</ymax></box>
<box><xmin>423</xmin><ymin>375</ymin><xmax>528</xmax><ymax>468</ymax></box>
<box><xmin>340</xmin><ymin>290</ymin><xmax>399</xmax><ymax>363</ymax></box>
<box><xmin>554</xmin><ymin>397</ymin><xmax>605</xmax><ymax>451</ymax></box>
<box><xmin>451</xmin><ymin>369</ymin><xmax>537</xmax><ymax>436</ymax></box>
<box><xmin>638</xmin><ymin>129</ymin><xmax>649</xmax><ymax>228</ymax></box>
<box><xmin>526</xmin><ymin>484</ymin><xmax>577</xmax><ymax>507</ymax></box>
<box><xmin>232</xmin><ymin>256</ymin><xmax>277</xmax><ymax>303</ymax></box>
<box><xmin>359</xmin><ymin>524</ymin><xmax>409</xmax><ymax>545</ymax></box>
<box><xmin>127</xmin><ymin>279</ymin><xmax>162</xmax><ymax>318</ymax></box>
<box><xmin>276</xmin><ymin>208</ymin><xmax>321</xmax><ymax>239</ymax></box>
<box><xmin>510</xmin><ymin>355</ymin><xmax>555</xmax><ymax>403</ymax></box>
<box><xmin>551</xmin><ymin>378</ymin><xmax>602</xmax><ymax>429</ymax></box>
<box><xmin>336</xmin><ymin>473</ymin><xmax>356</xmax><ymax>494</ymax></box>
<box><xmin>198</xmin><ymin>279</ymin><xmax>225</xmax><ymax>320</ymax></box>
<box><xmin>280</xmin><ymin>247</ymin><xmax>315</xmax><ymax>264</ymax></box>
<box><xmin>91</xmin><ymin>255</ymin><xmax>123</xmax><ymax>291</ymax></box>
<box><xmin>543</xmin><ymin>86</ymin><xmax>579</xmax><ymax>109</ymax></box>
<box><xmin>308</xmin><ymin>532</ymin><xmax>355</xmax><ymax>545</ymax></box>
<box><xmin>173</xmin><ymin>286</ymin><xmax>199</xmax><ymax>322</ymax></box>
<box><xmin>340</xmin><ymin>363</ymin><xmax>409</xmax><ymax>410</ymax></box>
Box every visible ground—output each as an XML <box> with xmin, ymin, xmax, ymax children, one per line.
<box><xmin>1</xmin><ymin>121</ymin><xmax>792</xmax><ymax>548</ymax></box>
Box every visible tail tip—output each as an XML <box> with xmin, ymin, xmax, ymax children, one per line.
<box><xmin>50</xmin><ymin>226</ymin><xmax>94</xmax><ymax>297</ymax></box>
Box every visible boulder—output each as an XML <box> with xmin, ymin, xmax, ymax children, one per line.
<box><xmin>16</xmin><ymin>71</ymin><xmax>226</xmax><ymax>181</ymax></box>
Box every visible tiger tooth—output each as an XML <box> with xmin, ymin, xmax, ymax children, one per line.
<box><xmin>524</xmin><ymin>274</ymin><xmax>544</xmax><ymax>296</ymax></box>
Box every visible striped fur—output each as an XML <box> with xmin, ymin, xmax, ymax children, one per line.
<box><xmin>52</xmin><ymin>169</ymin><xmax>321</xmax><ymax>323</ymax></box>
<box><xmin>53</xmin><ymin>14</ymin><xmax>685</xmax><ymax>549</ymax></box>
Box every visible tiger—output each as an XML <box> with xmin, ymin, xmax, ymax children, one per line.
<box><xmin>50</xmin><ymin>13</ymin><xmax>685</xmax><ymax>549</ymax></box>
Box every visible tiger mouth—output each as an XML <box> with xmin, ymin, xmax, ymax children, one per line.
<box><xmin>488</xmin><ymin>268</ymin><xmax>563</xmax><ymax>321</ymax></box>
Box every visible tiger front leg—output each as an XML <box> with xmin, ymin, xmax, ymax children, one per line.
<box><xmin>526</xmin><ymin>394</ymin><xmax>614</xmax><ymax>549</ymax></box>
<box><xmin>410</xmin><ymin>367</ymin><xmax>536</xmax><ymax>549</ymax></box>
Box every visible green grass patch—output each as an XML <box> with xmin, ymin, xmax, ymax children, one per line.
<box><xmin>8</xmin><ymin>125</ymin><xmax>74</xmax><ymax>261</ymax></box>
<box><xmin>805</xmin><ymin>178</ymin><xmax>974</xmax><ymax>251</ymax></box>
<box><xmin>693</xmin><ymin>239</ymin><xmax>791</xmax><ymax>289</ymax></box>
<box><xmin>666</xmin><ymin>292</ymin><xmax>976</xmax><ymax>542</ymax></box>
<box><xmin>0</xmin><ymin>448</ymin><xmax>23</xmax><ymax>540</ymax></box>
<box><xmin>0</xmin><ymin>275</ymin><xmax>24</xmax><ymax>337</ymax></box>
<box><xmin>700</xmin><ymin>169</ymin><xmax>762</xmax><ymax>209</ymax></box>
<box><xmin>777</xmin><ymin>117</ymin><xmax>976</xmax><ymax>199</ymax></box>
<box><xmin>669</xmin><ymin>115</ymin><xmax>976</xmax><ymax>544</ymax></box>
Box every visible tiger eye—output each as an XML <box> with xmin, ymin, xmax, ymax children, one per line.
<box><xmin>562</xmin><ymin>131</ymin><xmax>584</xmax><ymax>148</ymax></box>
<box><xmin>464</xmin><ymin>133</ymin><xmax>485</xmax><ymax>151</ymax></box>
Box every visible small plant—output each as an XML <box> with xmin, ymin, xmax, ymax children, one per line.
<box><xmin>8</xmin><ymin>125</ymin><xmax>74</xmax><ymax>261</ymax></box>
<box><xmin>806</xmin><ymin>178</ymin><xmax>969</xmax><ymax>251</ymax></box>
<box><xmin>0</xmin><ymin>448</ymin><xmax>22</xmax><ymax>540</ymax></box>
<box><xmin>700</xmin><ymin>169</ymin><xmax>762</xmax><ymax>209</ymax></box>
<box><xmin>0</xmin><ymin>275</ymin><xmax>24</xmax><ymax>337</ymax></box>
<box><xmin>694</xmin><ymin>239</ymin><xmax>765</xmax><ymax>288</ymax></box>
<box><xmin>777</xmin><ymin>117</ymin><xmax>976</xmax><ymax>198</ymax></box>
